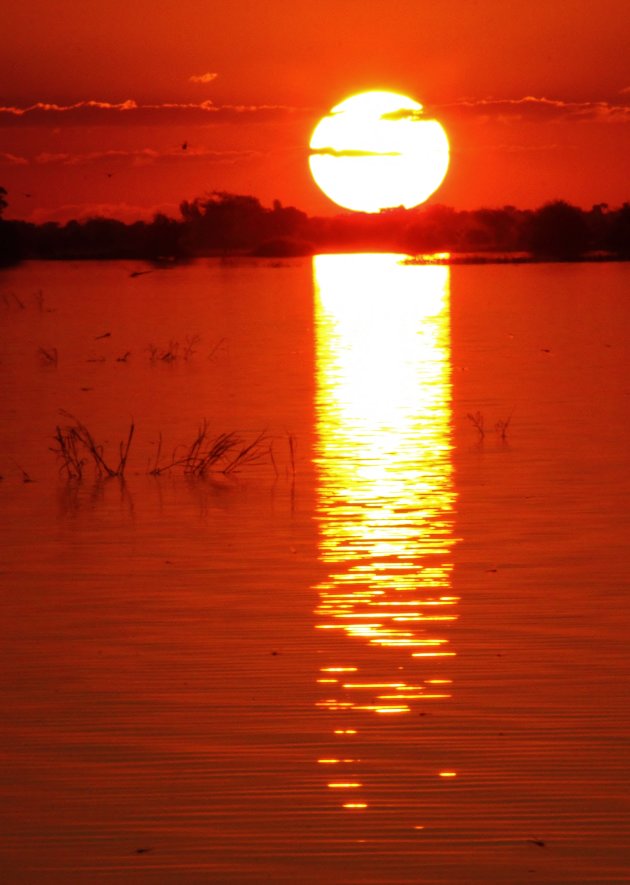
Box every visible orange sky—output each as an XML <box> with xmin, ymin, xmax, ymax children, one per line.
<box><xmin>2</xmin><ymin>0</ymin><xmax>630</xmax><ymax>222</ymax></box>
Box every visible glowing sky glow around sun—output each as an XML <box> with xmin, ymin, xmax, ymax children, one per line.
<box><xmin>309</xmin><ymin>91</ymin><xmax>450</xmax><ymax>213</ymax></box>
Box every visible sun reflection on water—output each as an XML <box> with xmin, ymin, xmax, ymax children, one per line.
<box><xmin>313</xmin><ymin>253</ymin><xmax>458</xmax><ymax>808</ymax></box>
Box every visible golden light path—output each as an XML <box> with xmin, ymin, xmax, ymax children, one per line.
<box><xmin>309</xmin><ymin>91</ymin><xmax>450</xmax><ymax>213</ymax></box>
<box><xmin>312</xmin><ymin>253</ymin><xmax>458</xmax><ymax>812</ymax></box>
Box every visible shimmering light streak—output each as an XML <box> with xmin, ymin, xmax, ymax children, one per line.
<box><xmin>411</xmin><ymin>652</ymin><xmax>456</xmax><ymax>658</ymax></box>
<box><xmin>313</xmin><ymin>254</ymin><xmax>457</xmax><ymax>712</ymax></box>
<box><xmin>313</xmin><ymin>254</ymin><xmax>458</xmax><ymax>817</ymax></box>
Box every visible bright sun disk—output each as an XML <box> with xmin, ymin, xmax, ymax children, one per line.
<box><xmin>309</xmin><ymin>90</ymin><xmax>449</xmax><ymax>213</ymax></box>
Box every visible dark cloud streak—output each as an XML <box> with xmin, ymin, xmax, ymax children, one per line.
<box><xmin>430</xmin><ymin>95</ymin><xmax>630</xmax><ymax>124</ymax></box>
<box><xmin>379</xmin><ymin>108</ymin><xmax>425</xmax><ymax>122</ymax></box>
<box><xmin>310</xmin><ymin>147</ymin><xmax>401</xmax><ymax>157</ymax></box>
<box><xmin>0</xmin><ymin>99</ymin><xmax>311</xmax><ymax>128</ymax></box>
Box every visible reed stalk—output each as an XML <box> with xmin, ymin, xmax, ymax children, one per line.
<box><xmin>52</xmin><ymin>411</ymin><xmax>134</xmax><ymax>479</ymax></box>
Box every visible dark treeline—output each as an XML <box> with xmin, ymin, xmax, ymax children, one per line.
<box><xmin>1</xmin><ymin>187</ymin><xmax>630</xmax><ymax>265</ymax></box>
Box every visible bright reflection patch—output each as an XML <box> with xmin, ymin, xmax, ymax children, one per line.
<box><xmin>313</xmin><ymin>253</ymin><xmax>458</xmax><ymax>815</ymax></box>
<box><xmin>313</xmin><ymin>253</ymin><xmax>457</xmax><ymax>699</ymax></box>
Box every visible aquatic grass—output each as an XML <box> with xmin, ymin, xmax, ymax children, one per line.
<box><xmin>52</xmin><ymin>425</ymin><xmax>86</xmax><ymax>479</ymax></box>
<box><xmin>2</xmin><ymin>290</ymin><xmax>47</xmax><ymax>310</ymax></box>
<box><xmin>149</xmin><ymin>421</ymin><xmax>272</xmax><ymax>477</ymax></box>
<box><xmin>148</xmin><ymin>340</ymin><xmax>179</xmax><ymax>362</ymax></box>
<box><xmin>223</xmin><ymin>430</ymin><xmax>271</xmax><ymax>475</ymax></box>
<box><xmin>147</xmin><ymin>335</ymin><xmax>202</xmax><ymax>363</ymax></box>
<box><xmin>49</xmin><ymin>416</ymin><xmax>280</xmax><ymax>482</ymax></box>
<box><xmin>37</xmin><ymin>346</ymin><xmax>58</xmax><ymax>366</ymax></box>
<box><xmin>52</xmin><ymin>411</ymin><xmax>134</xmax><ymax>479</ymax></box>
<box><xmin>2</xmin><ymin>291</ymin><xmax>25</xmax><ymax>309</ymax></box>
<box><xmin>147</xmin><ymin>335</ymin><xmax>201</xmax><ymax>363</ymax></box>
<box><xmin>466</xmin><ymin>411</ymin><xmax>512</xmax><ymax>442</ymax></box>
<box><xmin>184</xmin><ymin>424</ymin><xmax>238</xmax><ymax>476</ymax></box>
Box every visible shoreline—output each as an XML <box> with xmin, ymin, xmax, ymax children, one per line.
<box><xmin>3</xmin><ymin>250</ymin><xmax>629</xmax><ymax>267</ymax></box>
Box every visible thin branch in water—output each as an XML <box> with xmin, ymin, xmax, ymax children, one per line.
<box><xmin>182</xmin><ymin>334</ymin><xmax>201</xmax><ymax>360</ymax></box>
<box><xmin>117</xmin><ymin>421</ymin><xmax>135</xmax><ymax>475</ymax></box>
<box><xmin>160</xmin><ymin>340</ymin><xmax>179</xmax><ymax>362</ymax></box>
<box><xmin>13</xmin><ymin>461</ymin><xmax>34</xmax><ymax>483</ymax></box>
<box><xmin>148</xmin><ymin>432</ymin><xmax>164</xmax><ymax>475</ymax></box>
<box><xmin>208</xmin><ymin>337</ymin><xmax>227</xmax><ymax>360</ymax></box>
<box><xmin>466</xmin><ymin>411</ymin><xmax>485</xmax><ymax>439</ymax></box>
<box><xmin>495</xmin><ymin>416</ymin><xmax>512</xmax><ymax>440</ymax></box>
<box><xmin>38</xmin><ymin>346</ymin><xmax>58</xmax><ymax>366</ymax></box>
<box><xmin>269</xmin><ymin>439</ymin><xmax>279</xmax><ymax>478</ymax></box>
<box><xmin>148</xmin><ymin>340</ymin><xmax>181</xmax><ymax>362</ymax></box>
<box><xmin>287</xmin><ymin>433</ymin><xmax>297</xmax><ymax>477</ymax></box>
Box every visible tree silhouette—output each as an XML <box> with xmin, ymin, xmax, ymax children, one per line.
<box><xmin>2</xmin><ymin>189</ymin><xmax>630</xmax><ymax>262</ymax></box>
<box><xmin>526</xmin><ymin>200</ymin><xmax>591</xmax><ymax>259</ymax></box>
<box><xmin>0</xmin><ymin>187</ymin><xmax>23</xmax><ymax>265</ymax></box>
<box><xmin>605</xmin><ymin>202</ymin><xmax>630</xmax><ymax>257</ymax></box>
<box><xmin>180</xmin><ymin>192</ymin><xmax>267</xmax><ymax>252</ymax></box>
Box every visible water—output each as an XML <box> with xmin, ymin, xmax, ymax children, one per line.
<box><xmin>1</xmin><ymin>257</ymin><xmax>629</xmax><ymax>883</ymax></box>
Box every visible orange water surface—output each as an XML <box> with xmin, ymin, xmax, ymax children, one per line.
<box><xmin>0</xmin><ymin>257</ymin><xmax>629</xmax><ymax>883</ymax></box>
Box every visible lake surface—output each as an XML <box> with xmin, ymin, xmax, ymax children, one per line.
<box><xmin>1</xmin><ymin>257</ymin><xmax>629</xmax><ymax>883</ymax></box>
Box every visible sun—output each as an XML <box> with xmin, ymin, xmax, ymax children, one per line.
<box><xmin>309</xmin><ymin>90</ymin><xmax>449</xmax><ymax>214</ymax></box>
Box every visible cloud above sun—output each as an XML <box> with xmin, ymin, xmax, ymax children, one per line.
<box><xmin>0</xmin><ymin>99</ymin><xmax>307</xmax><ymax>127</ymax></box>
<box><xmin>433</xmin><ymin>95</ymin><xmax>630</xmax><ymax>124</ymax></box>
<box><xmin>0</xmin><ymin>151</ymin><xmax>28</xmax><ymax>165</ymax></box>
<box><xmin>2</xmin><ymin>95</ymin><xmax>628</xmax><ymax>132</ymax></box>
<box><xmin>189</xmin><ymin>72</ymin><xmax>218</xmax><ymax>84</ymax></box>
<box><xmin>32</xmin><ymin>147</ymin><xmax>262</xmax><ymax>166</ymax></box>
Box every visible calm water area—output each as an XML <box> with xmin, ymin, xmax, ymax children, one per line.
<box><xmin>1</xmin><ymin>257</ymin><xmax>629</xmax><ymax>883</ymax></box>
